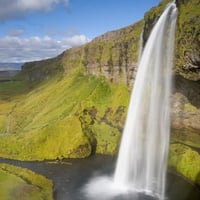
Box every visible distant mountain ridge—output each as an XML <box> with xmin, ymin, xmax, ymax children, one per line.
<box><xmin>0</xmin><ymin>63</ymin><xmax>22</xmax><ymax>81</ymax></box>
<box><xmin>0</xmin><ymin>70</ymin><xmax>20</xmax><ymax>81</ymax></box>
<box><xmin>0</xmin><ymin>63</ymin><xmax>23</xmax><ymax>71</ymax></box>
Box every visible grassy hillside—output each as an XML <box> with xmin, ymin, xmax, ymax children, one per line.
<box><xmin>0</xmin><ymin>163</ymin><xmax>53</xmax><ymax>200</ymax></box>
<box><xmin>0</xmin><ymin>67</ymin><xmax>129</xmax><ymax>160</ymax></box>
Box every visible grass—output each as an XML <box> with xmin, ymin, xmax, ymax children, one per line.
<box><xmin>0</xmin><ymin>81</ymin><xmax>31</xmax><ymax>101</ymax></box>
<box><xmin>0</xmin><ymin>163</ymin><xmax>53</xmax><ymax>200</ymax></box>
<box><xmin>93</xmin><ymin>122</ymin><xmax>121</xmax><ymax>154</ymax></box>
<box><xmin>0</xmin><ymin>67</ymin><xmax>130</xmax><ymax>160</ymax></box>
<box><xmin>169</xmin><ymin>143</ymin><xmax>200</xmax><ymax>186</ymax></box>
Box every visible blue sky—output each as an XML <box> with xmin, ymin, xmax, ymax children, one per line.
<box><xmin>0</xmin><ymin>0</ymin><xmax>161</xmax><ymax>63</ymax></box>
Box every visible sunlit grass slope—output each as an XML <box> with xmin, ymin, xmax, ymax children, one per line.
<box><xmin>169</xmin><ymin>143</ymin><xmax>200</xmax><ymax>185</ymax></box>
<box><xmin>0</xmin><ymin>68</ymin><xmax>129</xmax><ymax>160</ymax></box>
<box><xmin>0</xmin><ymin>163</ymin><xmax>53</xmax><ymax>200</ymax></box>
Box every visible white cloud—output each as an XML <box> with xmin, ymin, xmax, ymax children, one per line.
<box><xmin>0</xmin><ymin>35</ymin><xmax>89</xmax><ymax>62</ymax></box>
<box><xmin>0</xmin><ymin>0</ymin><xmax>69</xmax><ymax>21</ymax></box>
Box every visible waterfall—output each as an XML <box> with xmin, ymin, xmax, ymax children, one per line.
<box><xmin>83</xmin><ymin>2</ymin><xmax>177</xmax><ymax>200</ymax></box>
<box><xmin>114</xmin><ymin>2</ymin><xmax>177</xmax><ymax>199</ymax></box>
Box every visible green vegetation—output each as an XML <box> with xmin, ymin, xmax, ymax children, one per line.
<box><xmin>143</xmin><ymin>0</ymin><xmax>200</xmax><ymax>80</ymax></box>
<box><xmin>61</xmin><ymin>20</ymin><xmax>144</xmax><ymax>76</ymax></box>
<box><xmin>93</xmin><ymin>122</ymin><xmax>121</xmax><ymax>154</ymax></box>
<box><xmin>175</xmin><ymin>0</ymin><xmax>200</xmax><ymax>80</ymax></box>
<box><xmin>171</xmin><ymin>129</ymin><xmax>200</xmax><ymax>148</ymax></box>
<box><xmin>0</xmin><ymin>81</ymin><xmax>30</xmax><ymax>100</ymax></box>
<box><xmin>0</xmin><ymin>163</ymin><xmax>53</xmax><ymax>200</ymax></box>
<box><xmin>170</xmin><ymin>129</ymin><xmax>200</xmax><ymax>186</ymax></box>
<box><xmin>169</xmin><ymin>143</ymin><xmax>200</xmax><ymax>186</ymax></box>
<box><xmin>184</xmin><ymin>103</ymin><xmax>198</xmax><ymax>112</ymax></box>
<box><xmin>0</xmin><ymin>68</ymin><xmax>129</xmax><ymax>160</ymax></box>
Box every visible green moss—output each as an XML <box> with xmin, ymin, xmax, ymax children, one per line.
<box><xmin>175</xmin><ymin>0</ymin><xmax>200</xmax><ymax>78</ymax></box>
<box><xmin>0</xmin><ymin>163</ymin><xmax>53</xmax><ymax>200</ymax></box>
<box><xmin>93</xmin><ymin>122</ymin><xmax>121</xmax><ymax>155</ymax></box>
<box><xmin>169</xmin><ymin>143</ymin><xmax>200</xmax><ymax>186</ymax></box>
<box><xmin>171</xmin><ymin>130</ymin><xmax>200</xmax><ymax>149</ymax></box>
<box><xmin>0</xmin><ymin>115</ymin><xmax>7</xmax><ymax>132</ymax></box>
<box><xmin>0</xmin><ymin>116</ymin><xmax>91</xmax><ymax>160</ymax></box>
<box><xmin>61</xmin><ymin>20</ymin><xmax>144</xmax><ymax>75</ymax></box>
<box><xmin>0</xmin><ymin>68</ymin><xmax>129</xmax><ymax>160</ymax></box>
<box><xmin>184</xmin><ymin>103</ymin><xmax>198</xmax><ymax>112</ymax></box>
<box><xmin>0</xmin><ymin>81</ymin><xmax>30</xmax><ymax>101</ymax></box>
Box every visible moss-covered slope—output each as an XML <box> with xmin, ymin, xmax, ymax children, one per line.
<box><xmin>0</xmin><ymin>163</ymin><xmax>53</xmax><ymax>200</ymax></box>
<box><xmin>0</xmin><ymin>68</ymin><xmax>129</xmax><ymax>160</ymax></box>
<box><xmin>175</xmin><ymin>0</ymin><xmax>200</xmax><ymax>80</ymax></box>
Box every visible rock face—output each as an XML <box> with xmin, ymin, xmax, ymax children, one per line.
<box><xmin>60</xmin><ymin>21</ymin><xmax>144</xmax><ymax>87</ymax></box>
<box><xmin>172</xmin><ymin>75</ymin><xmax>200</xmax><ymax>131</ymax></box>
<box><xmin>18</xmin><ymin>56</ymin><xmax>63</xmax><ymax>81</ymax></box>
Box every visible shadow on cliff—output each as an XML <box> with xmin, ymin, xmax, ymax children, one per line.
<box><xmin>174</xmin><ymin>75</ymin><xmax>200</xmax><ymax>108</ymax></box>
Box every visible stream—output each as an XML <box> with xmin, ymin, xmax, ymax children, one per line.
<box><xmin>0</xmin><ymin>155</ymin><xmax>200</xmax><ymax>200</ymax></box>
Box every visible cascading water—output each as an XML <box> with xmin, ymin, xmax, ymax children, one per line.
<box><xmin>83</xmin><ymin>2</ymin><xmax>177</xmax><ymax>200</ymax></box>
<box><xmin>114</xmin><ymin>2</ymin><xmax>177</xmax><ymax>199</ymax></box>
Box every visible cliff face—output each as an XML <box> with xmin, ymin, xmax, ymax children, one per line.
<box><xmin>21</xmin><ymin>0</ymin><xmax>200</xmax><ymax>85</ymax></box>
<box><xmin>18</xmin><ymin>56</ymin><xmax>63</xmax><ymax>81</ymax></box>
<box><xmin>175</xmin><ymin>0</ymin><xmax>200</xmax><ymax>81</ymax></box>
<box><xmin>61</xmin><ymin>20</ymin><xmax>144</xmax><ymax>87</ymax></box>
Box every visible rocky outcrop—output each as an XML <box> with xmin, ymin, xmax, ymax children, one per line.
<box><xmin>172</xmin><ymin>75</ymin><xmax>200</xmax><ymax>131</ymax></box>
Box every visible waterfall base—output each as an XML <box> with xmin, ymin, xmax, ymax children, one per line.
<box><xmin>82</xmin><ymin>175</ymin><xmax>162</xmax><ymax>200</ymax></box>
